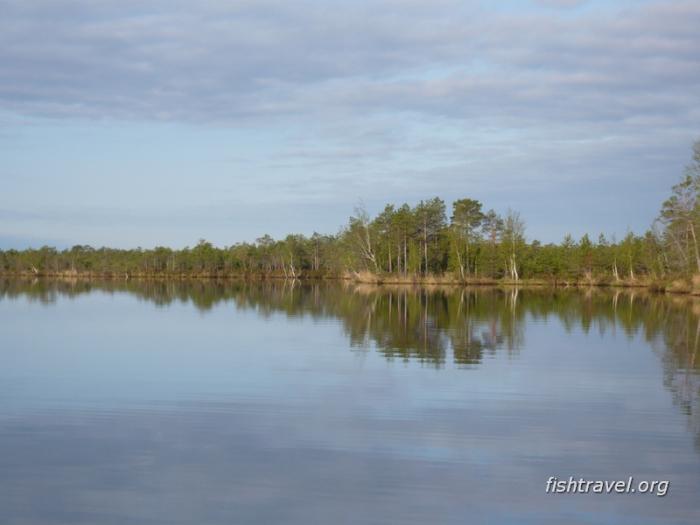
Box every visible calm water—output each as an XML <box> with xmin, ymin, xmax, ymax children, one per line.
<box><xmin>1</xmin><ymin>279</ymin><xmax>699</xmax><ymax>524</ymax></box>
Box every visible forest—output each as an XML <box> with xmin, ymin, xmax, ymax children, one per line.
<box><xmin>2</xmin><ymin>140</ymin><xmax>700</xmax><ymax>288</ymax></box>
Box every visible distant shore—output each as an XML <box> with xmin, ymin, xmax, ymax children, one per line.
<box><xmin>3</xmin><ymin>270</ymin><xmax>700</xmax><ymax>295</ymax></box>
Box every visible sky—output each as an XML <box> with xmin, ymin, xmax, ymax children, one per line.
<box><xmin>1</xmin><ymin>0</ymin><xmax>699</xmax><ymax>249</ymax></box>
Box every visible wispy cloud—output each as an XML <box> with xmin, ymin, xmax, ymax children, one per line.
<box><xmin>1</xmin><ymin>1</ymin><xmax>697</xmax><ymax>125</ymax></box>
<box><xmin>0</xmin><ymin>0</ymin><xmax>698</xmax><ymax>246</ymax></box>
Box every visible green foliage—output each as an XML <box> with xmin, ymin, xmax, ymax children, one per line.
<box><xmin>2</xmin><ymin>138</ymin><xmax>698</xmax><ymax>281</ymax></box>
<box><xmin>449</xmin><ymin>198</ymin><xmax>484</xmax><ymax>278</ymax></box>
<box><xmin>656</xmin><ymin>139</ymin><xmax>700</xmax><ymax>274</ymax></box>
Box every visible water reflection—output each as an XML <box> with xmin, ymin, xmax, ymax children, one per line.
<box><xmin>650</xmin><ymin>296</ymin><xmax>700</xmax><ymax>451</ymax></box>
<box><xmin>1</xmin><ymin>278</ymin><xmax>699</xmax><ymax>364</ymax></box>
<box><xmin>1</xmin><ymin>279</ymin><xmax>527</xmax><ymax>365</ymax></box>
<box><xmin>2</xmin><ymin>278</ymin><xmax>700</xmax><ymax>524</ymax></box>
<box><xmin>2</xmin><ymin>278</ymin><xmax>699</xmax><ymax>436</ymax></box>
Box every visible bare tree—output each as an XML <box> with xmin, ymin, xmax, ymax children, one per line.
<box><xmin>349</xmin><ymin>205</ymin><xmax>379</xmax><ymax>272</ymax></box>
<box><xmin>502</xmin><ymin>209</ymin><xmax>525</xmax><ymax>282</ymax></box>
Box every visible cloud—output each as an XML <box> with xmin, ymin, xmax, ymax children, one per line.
<box><xmin>0</xmin><ymin>0</ymin><xmax>698</xmax><ymax>245</ymax></box>
<box><xmin>0</xmin><ymin>0</ymin><xmax>696</xmax><ymax>127</ymax></box>
<box><xmin>534</xmin><ymin>0</ymin><xmax>587</xmax><ymax>8</ymax></box>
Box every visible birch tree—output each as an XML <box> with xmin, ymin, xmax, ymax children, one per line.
<box><xmin>502</xmin><ymin>210</ymin><xmax>525</xmax><ymax>281</ymax></box>
<box><xmin>348</xmin><ymin>205</ymin><xmax>379</xmax><ymax>272</ymax></box>
<box><xmin>657</xmin><ymin>141</ymin><xmax>700</xmax><ymax>273</ymax></box>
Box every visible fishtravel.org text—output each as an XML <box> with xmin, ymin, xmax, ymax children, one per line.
<box><xmin>545</xmin><ymin>477</ymin><xmax>669</xmax><ymax>496</ymax></box>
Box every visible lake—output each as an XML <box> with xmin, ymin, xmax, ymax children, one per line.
<box><xmin>1</xmin><ymin>279</ymin><xmax>699</xmax><ymax>524</ymax></box>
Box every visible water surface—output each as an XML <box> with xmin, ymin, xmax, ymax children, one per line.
<box><xmin>1</xmin><ymin>279</ymin><xmax>699</xmax><ymax>524</ymax></box>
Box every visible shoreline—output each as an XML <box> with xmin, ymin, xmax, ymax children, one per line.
<box><xmin>1</xmin><ymin>271</ymin><xmax>697</xmax><ymax>295</ymax></box>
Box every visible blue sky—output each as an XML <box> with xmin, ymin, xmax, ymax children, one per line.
<box><xmin>1</xmin><ymin>0</ymin><xmax>699</xmax><ymax>249</ymax></box>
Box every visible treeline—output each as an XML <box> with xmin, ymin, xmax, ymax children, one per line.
<box><xmin>2</xmin><ymin>140</ymin><xmax>699</xmax><ymax>284</ymax></box>
<box><xmin>0</xmin><ymin>211</ymin><xmax>654</xmax><ymax>282</ymax></box>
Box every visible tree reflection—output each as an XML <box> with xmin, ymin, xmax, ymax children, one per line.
<box><xmin>2</xmin><ymin>277</ymin><xmax>699</xmax><ymax>448</ymax></box>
